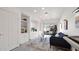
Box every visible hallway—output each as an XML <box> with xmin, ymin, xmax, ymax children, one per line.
<box><xmin>0</xmin><ymin>7</ymin><xmax>79</xmax><ymax>51</ymax></box>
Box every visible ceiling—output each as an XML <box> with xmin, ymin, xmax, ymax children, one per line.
<box><xmin>17</xmin><ymin>7</ymin><xmax>75</xmax><ymax>24</ymax></box>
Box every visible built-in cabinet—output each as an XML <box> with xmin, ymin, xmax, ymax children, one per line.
<box><xmin>21</xmin><ymin>14</ymin><xmax>28</xmax><ymax>33</ymax></box>
<box><xmin>20</xmin><ymin>13</ymin><xmax>30</xmax><ymax>44</ymax></box>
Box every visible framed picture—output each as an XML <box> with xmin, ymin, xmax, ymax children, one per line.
<box><xmin>75</xmin><ymin>15</ymin><xmax>79</xmax><ymax>28</ymax></box>
<box><xmin>31</xmin><ymin>27</ymin><xmax>37</xmax><ymax>32</ymax></box>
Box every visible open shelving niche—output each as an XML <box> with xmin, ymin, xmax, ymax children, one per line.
<box><xmin>21</xmin><ymin>14</ymin><xmax>28</xmax><ymax>33</ymax></box>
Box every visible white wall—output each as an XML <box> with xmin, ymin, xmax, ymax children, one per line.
<box><xmin>30</xmin><ymin>20</ymin><xmax>40</xmax><ymax>40</ymax></box>
<box><xmin>29</xmin><ymin>17</ymin><xmax>45</xmax><ymax>41</ymax></box>
<box><xmin>58</xmin><ymin>7</ymin><xmax>79</xmax><ymax>36</ymax></box>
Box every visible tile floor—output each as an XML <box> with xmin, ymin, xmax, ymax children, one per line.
<box><xmin>11</xmin><ymin>38</ymin><xmax>69</xmax><ymax>51</ymax></box>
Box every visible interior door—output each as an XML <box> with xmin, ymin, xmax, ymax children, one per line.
<box><xmin>8</xmin><ymin>12</ymin><xmax>19</xmax><ymax>50</ymax></box>
<box><xmin>0</xmin><ymin>9</ymin><xmax>9</xmax><ymax>50</ymax></box>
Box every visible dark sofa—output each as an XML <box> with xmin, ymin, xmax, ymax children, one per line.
<box><xmin>50</xmin><ymin>36</ymin><xmax>71</xmax><ymax>49</ymax></box>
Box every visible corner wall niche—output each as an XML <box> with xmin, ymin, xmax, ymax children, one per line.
<box><xmin>21</xmin><ymin>14</ymin><xmax>28</xmax><ymax>33</ymax></box>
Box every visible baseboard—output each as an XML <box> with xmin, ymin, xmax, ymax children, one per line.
<box><xmin>9</xmin><ymin>44</ymin><xmax>19</xmax><ymax>51</ymax></box>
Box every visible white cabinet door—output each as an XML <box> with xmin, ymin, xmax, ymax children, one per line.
<box><xmin>0</xmin><ymin>9</ymin><xmax>9</xmax><ymax>50</ymax></box>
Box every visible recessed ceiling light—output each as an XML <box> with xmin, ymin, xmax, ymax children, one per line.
<box><xmin>42</xmin><ymin>8</ymin><xmax>45</xmax><ymax>10</ymax></box>
<box><xmin>34</xmin><ymin>10</ymin><xmax>37</xmax><ymax>13</ymax></box>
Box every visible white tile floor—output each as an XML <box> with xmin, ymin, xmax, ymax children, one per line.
<box><xmin>11</xmin><ymin>39</ymin><xmax>50</xmax><ymax>51</ymax></box>
<box><xmin>11</xmin><ymin>38</ymin><xmax>69</xmax><ymax>51</ymax></box>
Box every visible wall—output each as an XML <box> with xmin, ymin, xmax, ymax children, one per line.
<box><xmin>30</xmin><ymin>20</ymin><xmax>40</xmax><ymax>40</ymax></box>
<box><xmin>29</xmin><ymin>18</ymin><xmax>44</xmax><ymax>41</ymax></box>
<box><xmin>58</xmin><ymin>7</ymin><xmax>79</xmax><ymax>36</ymax></box>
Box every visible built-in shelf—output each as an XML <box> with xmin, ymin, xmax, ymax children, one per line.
<box><xmin>21</xmin><ymin>14</ymin><xmax>28</xmax><ymax>33</ymax></box>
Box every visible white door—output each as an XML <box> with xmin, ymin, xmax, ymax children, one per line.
<box><xmin>0</xmin><ymin>9</ymin><xmax>19</xmax><ymax>51</ymax></box>
<box><xmin>0</xmin><ymin>9</ymin><xmax>9</xmax><ymax>50</ymax></box>
<box><xmin>8</xmin><ymin>12</ymin><xmax>19</xmax><ymax>50</ymax></box>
